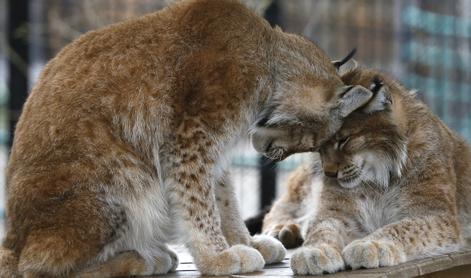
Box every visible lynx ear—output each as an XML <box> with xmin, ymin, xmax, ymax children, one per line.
<box><xmin>337</xmin><ymin>85</ymin><xmax>373</xmax><ymax>118</ymax></box>
<box><xmin>362</xmin><ymin>79</ymin><xmax>392</xmax><ymax>113</ymax></box>
<box><xmin>332</xmin><ymin>48</ymin><xmax>357</xmax><ymax>70</ymax></box>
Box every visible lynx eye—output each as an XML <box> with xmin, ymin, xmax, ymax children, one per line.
<box><xmin>337</xmin><ymin>136</ymin><xmax>351</xmax><ymax>150</ymax></box>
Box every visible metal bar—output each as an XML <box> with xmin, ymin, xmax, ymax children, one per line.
<box><xmin>258</xmin><ymin>0</ymin><xmax>281</xmax><ymax>210</ymax></box>
<box><xmin>7</xmin><ymin>0</ymin><xmax>30</xmax><ymax>148</ymax></box>
<box><xmin>259</xmin><ymin>156</ymin><xmax>277</xmax><ymax>210</ymax></box>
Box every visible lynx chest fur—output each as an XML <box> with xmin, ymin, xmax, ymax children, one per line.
<box><xmin>339</xmin><ymin>185</ymin><xmax>408</xmax><ymax>235</ymax></box>
<box><xmin>296</xmin><ymin>162</ymin><xmax>409</xmax><ymax>239</ymax></box>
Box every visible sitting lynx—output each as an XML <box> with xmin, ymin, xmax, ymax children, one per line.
<box><xmin>0</xmin><ymin>0</ymin><xmax>374</xmax><ymax>277</ymax></box>
<box><xmin>263</xmin><ymin>67</ymin><xmax>471</xmax><ymax>275</ymax></box>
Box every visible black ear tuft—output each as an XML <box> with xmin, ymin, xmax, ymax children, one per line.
<box><xmin>333</xmin><ymin>48</ymin><xmax>357</xmax><ymax>70</ymax></box>
<box><xmin>370</xmin><ymin>76</ymin><xmax>384</xmax><ymax>94</ymax></box>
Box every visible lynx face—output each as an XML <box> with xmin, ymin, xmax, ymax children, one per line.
<box><xmin>319</xmin><ymin>82</ymin><xmax>407</xmax><ymax>188</ymax></box>
<box><xmin>251</xmin><ymin>84</ymin><xmax>374</xmax><ymax>161</ymax></box>
<box><xmin>250</xmin><ymin>37</ymin><xmax>373</xmax><ymax>161</ymax></box>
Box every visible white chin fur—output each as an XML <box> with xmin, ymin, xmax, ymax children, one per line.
<box><xmin>357</xmin><ymin>151</ymin><xmax>393</xmax><ymax>188</ymax></box>
<box><xmin>338</xmin><ymin>178</ymin><xmax>361</xmax><ymax>188</ymax></box>
<box><xmin>336</xmin><ymin>152</ymin><xmax>394</xmax><ymax>189</ymax></box>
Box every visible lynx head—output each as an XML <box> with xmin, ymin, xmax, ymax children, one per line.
<box><xmin>251</xmin><ymin>41</ymin><xmax>373</xmax><ymax>161</ymax></box>
<box><xmin>319</xmin><ymin>71</ymin><xmax>408</xmax><ymax>189</ymax></box>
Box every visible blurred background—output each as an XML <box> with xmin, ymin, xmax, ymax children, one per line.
<box><xmin>0</xmin><ymin>0</ymin><xmax>470</xmax><ymax>237</ymax></box>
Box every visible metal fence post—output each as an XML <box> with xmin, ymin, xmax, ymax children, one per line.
<box><xmin>7</xmin><ymin>0</ymin><xmax>30</xmax><ymax>148</ymax></box>
<box><xmin>259</xmin><ymin>0</ymin><xmax>280</xmax><ymax>210</ymax></box>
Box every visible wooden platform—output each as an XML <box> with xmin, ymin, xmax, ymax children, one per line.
<box><xmin>162</xmin><ymin>247</ymin><xmax>471</xmax><ymax>277</ymax></box>
<box><xmin>1</xmin><ymin>224</ymin><xmax>470</xmax><ymax>277</ymax></box>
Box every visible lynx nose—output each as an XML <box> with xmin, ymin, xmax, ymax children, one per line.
<box><xmin>323</xmin><ymin>163</ymin><xmax>338</xmax><ymax>178</ymax></box>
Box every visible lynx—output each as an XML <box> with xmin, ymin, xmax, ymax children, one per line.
<box><xmin>0</xmin><ymin>0</ymin><xmax>373</xmax><ymax>277</ymax></box>
<box><xmin>263</xmin><ymin>67</ymin><xmax>471</xmax><ymax>275</ymax></box>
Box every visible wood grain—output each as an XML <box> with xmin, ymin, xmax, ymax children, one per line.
<box><xmin>158</xmin><ymin>247</ymin><xmax>471</xmax><ymax>277</ymax></box>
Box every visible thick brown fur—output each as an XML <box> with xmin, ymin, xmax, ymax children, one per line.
<box><xmin>0</xmin><ymin>0</ymin><xmax>374</xmax><ymax>277</ymax></box>
<box><xmin>263</xmin><ymin>67</ymin><xmax>471</xmax><ymax>275</ymax></box>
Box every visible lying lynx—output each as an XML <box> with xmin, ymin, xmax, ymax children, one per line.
<box><xmin>0</xmin><ymin>0</ymin><xmax>374</xmax><ymax>277</ymax></box>
<box><xmin>263</xmin><ymin>67</ymin><xmax>471</xmax><ymax>275</ymax></box>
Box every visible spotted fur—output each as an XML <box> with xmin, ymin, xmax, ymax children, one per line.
<box><xmin>263</xmin><ymin>67</ymin><xmax>471</xmax><ymax>275</ymax></box>
<box><xmin>0</xmin><ymin>1</ymin><xmax>373</xmax><ymax>277</ymax></box>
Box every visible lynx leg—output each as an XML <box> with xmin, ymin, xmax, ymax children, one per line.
<box><xmin>215</xmin><ymin>170</ymin><xmax>251</xmax><ymax>246</ymax></box>
<box><xmin>263</xmin><ymin>201</ymin><xmax>303</xmax><ymax>244</ymax></box>
<box><xmin>262</xmin><ymin>165</ymin><xmax>312</xmax><ymax>249</ymax></box>
<box><xmin>344</xmin><ymin>181</ymin><xmax>463</xmax><ymax>269</ymax></box>
<box><xmin>291</xmin><ymin>218</ymin><xmax>348</xmax><ymax>275</ymax></box>
<box><xmin>167</xmin><ymin>118</ymin><xmax>264</xmax><ymax>275</ymax></box>
<box><xmin>343</xmin><ymin>214</ymin><xmax>461</xmax><ymax>269</ymax></box>
<box><xmin>214</xmin><ymin>171</ymin><xmax>286</xmax><ymax>264</ymax></box>
<box><xmin>262</xmin><ymin>197</ymin><xmax>304</xmax><ymax>249</ymax></box>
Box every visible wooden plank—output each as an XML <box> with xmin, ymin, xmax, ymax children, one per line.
<box><xmin>422</xmin><ymin>264</ymin><xmax>471</xmax><ymax>278</ymax></box>
<box><xmin>415</xmin><ymin>255</ymin><xmax>454</xmax><ymax>276</ymax></box>
<box><xmin>448</xmin><ymin>249</ymin><xmax>471</xmax><ymax>265</ymax></box>
<box><xmin>159</xmin><ymin>247</ymin><xmax>471</xmax><ymax>277</ymax></box>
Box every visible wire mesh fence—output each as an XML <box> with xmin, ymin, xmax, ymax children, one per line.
<box><xmin>0</xmin><ymin>0</ymin><xmax>470</xmax><ymax>221</ymax></box>
<box><xmin>279</xmin><ymin>0</ymin><xmax>471</xmax><ymax>141</ymax></box>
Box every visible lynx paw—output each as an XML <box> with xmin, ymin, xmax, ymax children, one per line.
<box><xmin>290</xmin><ymin>244</ymin><xmax>345</xmax><ymax>275</ymax></box>
<box><xmin>342</xmin><ymin>240</ymin><xmax>406</xmax><ymax>269</ymax></box>
<box><xmin>197</xmin><ymin>245</ymin><xmax>264</xmax><ymax>275</ymax></box>
<box><xmin>251</xmin><ymin>235</ymin><xmax>286</xmax><ymax>264</ymax></box>
<box><xmin>266</xmin><ymin>223</ymin><xmax>303</xmax><ymax>249</ymax></box>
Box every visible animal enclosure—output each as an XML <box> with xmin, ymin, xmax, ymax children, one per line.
<box><xmin>1</xmin><ymin>3</ymin><xmax>471</xmax><ymax>276</ymax></box>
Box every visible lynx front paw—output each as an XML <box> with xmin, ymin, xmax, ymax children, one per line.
<box><xmin>266</xmin><ymin>223</ymin><xmax>303</xmax><ymax>249</ymax></box>
<box><xmin>342</xmin><ymin>240</ymin><xmax>406</xmax><ymax>269</ymax></box>
<box><xmin>251</xmin><ymin>235</ymin><xmax>286</xmax><ymax>264</ymax></box>
<box><xmin>290</xmin><ymin>244</ymin><xmax>345</xmax><ymax>275</ymax></box>
<box><xmin>197</xmin><ymin>245</ymin><xmax>264</xmax><ymax>275</ymax></box>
